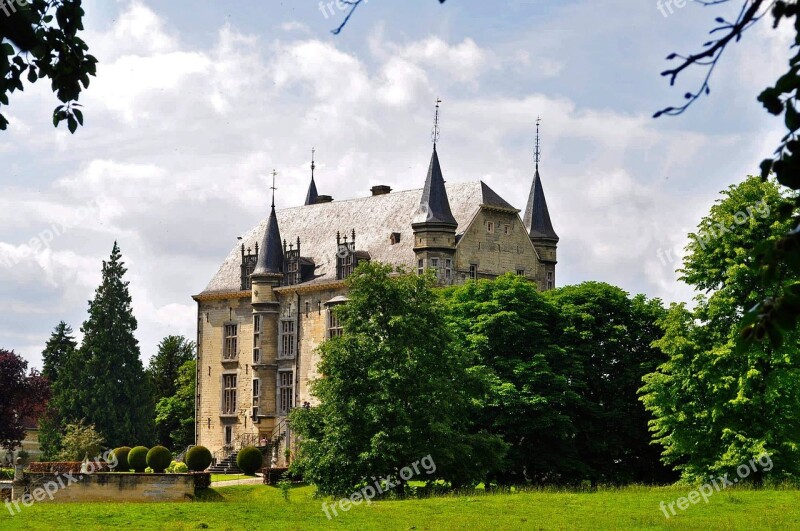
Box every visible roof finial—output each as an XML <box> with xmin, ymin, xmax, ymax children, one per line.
<box><xmin>432</xmin><ymin>98</ymin><xmax>442</xmax><ymax>147</ymax></box>
<box><xmin>311</xmin><ymin>148</ymin><xmax>316</xmax><ymax>178</ymax></box>
<box><xmin>270</xmin><ymin>169</ymin><xmax>278</xmax><ymax>208</ymax></box>
<box><xmin>534</xmin><ymin>116</ymin><xmax>542</xmax><ymax>171</ymax></box>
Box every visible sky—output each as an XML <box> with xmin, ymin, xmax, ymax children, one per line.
<box><xmin>0</xmin><ymin>0</ymin><xmax>792</xmax><ymax>369</ymax></box>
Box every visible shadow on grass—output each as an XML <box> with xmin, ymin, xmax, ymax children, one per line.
<box><xmin>196</xmin><ymin>488</ymin><xmax>225</xmax><ymax>502</ymax></box>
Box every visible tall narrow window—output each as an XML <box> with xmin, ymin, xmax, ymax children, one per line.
<box><xmin>487</xmin><ymin>221</ymin><xmax>494</xmax><ymax>233</ymax></box>
<box><xmin>445</xmin><ymin>259</ymin><xmax>452</xmax><ymax>280</ymax></box>
<box><xmin>418</xmin><ymin>259</ymin><xmax>424</xmax><ymax>275</ymax></box>
<box><xmin>224</xmin><ymin>426</ymin><xmax>233</xmax><ymax>445</ymax></box>
<box><xmin>328</xmin><ymin>310</ymin><xmax>343</xmax><ymax>338</ymax></box>
<box><xmin>252</xmin><ymin>315</ymin><xmax>261</xmax><ymax>364</ymax></box>
<box><xmin>469</xmin><ymin>264</ymin><xmax>477</xmax><ymax>280</ymax></box>
<box><xmin>278</xmin><ymin>371</ymin><xmax>293</xmax><ymax>415</ymax></box>
<box><xmin>222</xmin><ymin>374</ymin><xmax>237</xmax><ymax>414</ymax></box>
<box><xmin>547</xmin><ymin>271</ymin><xmax>554</xmax><ymax>290</ymax></box>
<box><xmin>252</xmin><ymin>378</ymin><xmax>260</xmax><ymax>419</ymax></box>
<box><xmin>223</xmin><ymin>324</ymin><xmax>238</xmax><ymax>360</ymax></box>
<box><xmin>280</xmin><ymin>320</ymin><xmax>296</xmax><ymax>359</ymax></box>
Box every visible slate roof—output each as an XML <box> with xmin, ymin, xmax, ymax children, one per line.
<box><xmin>412</xmin><ymin>147</ymin><xmax>458</xmax><ymax>226</ymax></box>
<box><xmin>200</xmin><ymin>181</ymin><xmax>517</xmax><ymax>295</ymax></box>
<box><xmin>252</xmin><ymin>205</ymin><xmax>284</xmax><ymax>276</ymax></box>
<box><xmin>523</xmin><ymin>168</ymin><xmax>559</xmax><ymax>241</ymax></box>
<box><xmin>304</xmin><ymin>176</ymin><xmax>319</xmax><ymax>206</ymax></box>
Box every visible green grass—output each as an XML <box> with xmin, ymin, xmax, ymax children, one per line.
<box><xmin>2</xmin><ymin>484</ymin><xmax>800</xmax><ymax>530</ymax></box>
<box><xmin>209</xmin><ymin>474</ymin><xmax>255</xmax><ymax>483</ymax></box>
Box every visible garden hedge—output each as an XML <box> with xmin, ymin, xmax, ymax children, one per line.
<box><xmin>128</xmin><ymin>446</ymin><xmax>149</xmax><ymax>473</ymax></box>
<box><xmin>185</xmin><ymin>446</ymin><xmax>212</xmax><ymax>472</ymax></box>
<box><xmin>146</xmin><ymin>446</ymin><xmax>172</xmax><ymax>473</ymax></box>
<box><xmin>236</xmin><ymin>446</ymin><xmax>263</xmax><ymax>475</ymax></box>
<box><xmin>112</xmin><ymin>447</ymin><xmax>131</xmax><ymax>472</ymax></box>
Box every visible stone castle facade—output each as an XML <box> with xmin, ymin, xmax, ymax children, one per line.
<box><xmin>192</xmin><ymin>143</ymin><xmax>559</xmax><ymax>462</ymax></box>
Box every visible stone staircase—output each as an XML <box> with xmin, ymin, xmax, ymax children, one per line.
<box><xmin>208</xmin><ymin>451</ymin><xmax>242</xmax><ymax>474</ymax></box>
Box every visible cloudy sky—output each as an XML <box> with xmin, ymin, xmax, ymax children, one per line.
<box><xmin>0</xmin><ymin>0</ymin><xmax>791</xmax><ymax>369</ymax></box>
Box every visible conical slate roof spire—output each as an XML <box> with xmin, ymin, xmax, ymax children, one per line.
<box><xmin>523</xmin><ymin>167</ymin><xmax>559</xmax><ymax>241</ymax></box>
<box><xmin>252</xmin><ymin>205</ymin><xmax>284</xmax><ymax>276</ymax></box>
<box><xmin>414</xmin><ymin>146</ymin><xmax>457</xmax><ymax>226</ymax></box>
<box><xmin>305</xmin><ymin>148</ymin><xmax>319</xmax><ymax>206</ymax></box>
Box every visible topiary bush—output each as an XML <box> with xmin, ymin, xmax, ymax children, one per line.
<box><xmin>112</xmin><ymin>447</ymin><xmax>131</xmax><ymax>472</ymax></box>
<box><xmin>185</xmin><ymin>446</ymin><xmax>212</xmax><ymax>472</ymax></box>
<box><xmin>128</xmin><ymin>446</ymin><xmax>149</xmax><ymax>473</ymax></box>
<box><xmin>146</xmin><ymin>446</ymin><xmax>172</xmax><ymax>473</ymax></box>
<box><xmin>236</xmin><ymin>446</ymin><xmax>263</xmax><ymax>475</ymax></box>
<box><xmin>166</xmin><ymin>461</ymin><xmax>188</xmax><ymax>474</ymax></box>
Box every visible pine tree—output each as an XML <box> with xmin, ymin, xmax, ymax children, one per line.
<box><xmin>68</xmin><ymin>242</ymin><xmax>154</xmax><ymax>448</ymax></box>
<box><xmin>41</xmin><ymin>321</ymin><xmax>77</xmax><ymax>383</ymax></box>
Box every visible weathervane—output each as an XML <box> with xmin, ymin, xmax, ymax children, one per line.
<box><xmin>311</xmin><ymin>148</ymin><xmax>316</xmax><ymax>178</ymax></box>
<box><xmin>432</xmin><ymin>98</ymin><xmax>442</xmax><ymax>146</ymax></box>
<box><xmin>534</xmin><ymin>116</ymin><xmax>542</xmax><ymax>170</ymax></box>
<box><xmin>270</xmin><ymin>169</ymin><xmax>277</xmax><ymax>208</ymax></box>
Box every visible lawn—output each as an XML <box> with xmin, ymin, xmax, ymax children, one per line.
<box><xmin>210</xmin><ymin>474</ymin><xmax>255</xmax><ymax>483</ymax></box>
<box><xmin>2</xmin><ymin>484</ymin><xmax>800</xmax><ymax>530</ymax></box>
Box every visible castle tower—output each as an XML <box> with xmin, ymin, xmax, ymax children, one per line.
<box><xmin>412</xmin><ymin>101</ymin><xmax>457</xmax><ymax>284</ymax></box>
<box><xmin>523</xmin><ymin>119</ymin><xmax>558</xmax><ymax>290</ymax></box>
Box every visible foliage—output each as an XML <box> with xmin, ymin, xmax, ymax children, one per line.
<box><xmin>654</xmin><ymin>0</ymin><xmax>800</xmax><ymax>347</ymax></box>
<box><xmin>47</xmin><ymin>243</ymin><xmax>154</xmax><ymax>450</ymax></box>
<box><xmin>185</xmin><ymin>446</ymin><xmax>212</xmax><ymax>472</ymax></box>
<box><xmin>291</xmin><ymin>262</ymin><xmax>507</xmax><ymax>496</ymax></box>
<box><xmin>128</xmin><ymin>446</ymin><xmax>149</xmax><ymax>473</ymax></box>
<box><xmin>146</xmin><ymin>446</ymin><xmax>172</xmax><ymax>473</ymax></box>
<box><xmin>56</xmin><ymin>420</ymin><xmax>103</xmax><ymax>461</ymax></box>
<box><xmin>148</xmin><ymin>337</ymin><xmax>195</xmax><ymax>448</ymax></box>
<box><xmin>154</xmin><ymin>359</ymin><xmax>196</xmax><ymax>451</ymax></box>
<box><xmin>27</xmin><ymin>461</ymin><xmax>110</xmax><ymax>474</ymax></box>
<box><xmin>112</xmin><ymin>447</ymin><xmax>131</xmax><ymax>472</ymax></box>
<box><xmin>0</xmin><ymin>0</ymin><xmax>97</xmax><ymax>131</ymax></box>
<box><xmin>41</xmin><ymin>322</ymin><xmax>76</xmax><ymax>383</ymax></box>
<box><xmin>0</xmin><ymin>349</ymin><xmax>49</xmax><ymax>451</ymax></box>
<box><xmin>236</xmin><ymin>447</ymin><xmax>263</xmax><ymax>476</ymax></box>
<box><xmin>641</xmin><ymin>177</ymin><xmax>800</xmax><ymax>482</ymax></box>
<box><xmin>0</xmin><ymin>468</ymin><xmax>12</xmax><ymax>480</ymax></box>
<box><xmin>544</xmin><ymin>282</ymin><xmax>676</xmax><ymax>485</ymax></box>
<box><xmin>166</xmin><ymin>461</ymin><xmax>188</xmax><ymax>474</ymax></box>
<box><xmin>442</xmin><ymin>274</ymin><xmax>583</xmax><ymax>485</ymax></box>
<box><xmin>277</xmin><ymin>471</ymin><xmax>292</xmax><ymax>502</ymax></box>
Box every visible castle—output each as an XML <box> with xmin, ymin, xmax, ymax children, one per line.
<box><xmin>192</xmin><ymin>128</ymin><xmax>559</xmax><ymax>462</ymax></box>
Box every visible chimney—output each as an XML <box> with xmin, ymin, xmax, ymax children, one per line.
<box><xmin>370</xmin><ymin>185</ymin><xmax>392</xmax><ymax>196</ymax></box>
<box><xmin>315</xmin><ymin>195</ymin><xmax>333</xmax><ymax>204</ymax></box>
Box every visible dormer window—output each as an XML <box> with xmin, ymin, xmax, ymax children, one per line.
<box><xmin>284</xmin><ymin>237</ymin><xmax>301</xmax><ymax>286</ymax></box>
<box><xmin>240</xmin><ymin>243</ymin><xmax>259</xmax><ymax>290</ymax></box>
<box><xmin>336</xmin><ymin>229</ymin><xmax>357</xmax><ymax>280</ymax></box>
<box><xmin>390</xmin><ymin>232</ymin><xmax>401</xmax><ymax>245</ymax></box>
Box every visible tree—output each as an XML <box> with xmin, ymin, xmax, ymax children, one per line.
<box><xmin>329</xmin><ymin>0</ymin><xmax>446</xmax><ymax>34</ymax></box>
<box><xmin>654</xmin><ymin>0</ymin><xmax>800</xmax><ymax>347</ymax></box>
<box><xmin>0</xmin><ymin>0</ymin><xmax>97</xmax><ymax>131</ymax></box>
<box><xmin>41</xmin><ymin>321</ymin><xmax>77</xmax><ymax>383</ymax></box>
<box><xmin>154</xmin><ymin>359</ymin><xmax>196</xmax><ymax>451</ymax></box>
<box><xmin>55</xmin><ymin>242</ymin><xmax>154</xmax><ymax>448</ymax></box>
<box><xmin>290</xmin><ymin>262</ymin><xmax>506</xmax><ymax>496</ymax></box>
<box><xmin>0</xmin><ymin>349</ymin><xmax>49</xmax><ymax>451</ymax></box>
<box><xmin>56</xmin><ymin>420</ymin><xmax>104</xmax><ymax>461</ymax></box>
<box><xmin>545</xmin><ymin>282</ymin><xmax>675</xmax><ymax>485</ymax></box>
<box><xmin>641</xmin><ymin>177</ymin><xmax>800</xmax><ymax>482</ymax></box>
<box><xmin>147</xmin><ymin>335</ymin><xmax>195</xmax><ymax>447</ymax></box>
<box><xmin>442</xmin><ymin>274</ymin><xmax>584</xmax><ymax>485</ymax></box>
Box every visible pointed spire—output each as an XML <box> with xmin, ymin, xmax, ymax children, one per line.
<box><xmin>305</xmin><ymin>148</ymin><xmax>319</xmax><ymax>206</ymax></box>
<box><xmin>253</xmin><ymin>171</ymin><xmax>284</xmax><ymax>276</ymax></box>
<box><xmin>432</xmin><ymin>98</ymin><xmax>442</xmax><ymax>147</ymax></box>
<box><xmin>414</xmin><ymin>145</ymin><xmax>457</xmax><ymax>226</ymax></box>
<box><xmin>524</xmin><ymin>120</ymin><xmax>559</xmax><ymax>241</ymax></box>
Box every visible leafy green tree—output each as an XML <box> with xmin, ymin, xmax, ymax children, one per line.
<box><xmin>154</xmin><ymin>359</ymin><xmax>196</xmax><ymax>451</ymax></box>
<box><xmin>0</xmin><ymin>0</ymin><xmax>97</xmax><ymax>131</ymax></box>
<box><xmin>55</xmin><ymin>242</ymin><xmax>154</xmax><ymax>449</ymax></box>
<box><xmin>545</xmin><ymin>282</ymin><xmax>674</xmax><ymax>485</ymax></box>
<box><xmin>148</xmin><ymin>336</ymin><xmax>195</xmax><ymax>447</ymax></box>
<box><xmin>641</xmin><ymin>177</ymin><xmax>800</xmax><ymax>482</ymax></box>
<box><xmin>442</xmin><ymin>274</ymin><xmax>584</xmax><ymax>485</ymax></box>
<box><xmin>56</xmin><ymin>420</ymin><xmax>104</xmax><ymax>461</ymax></box>
<box><xmin>290</xmin><ymin>262</ymin><xmax>506</xmax><ymax>496</ymax></box>
<box><xmin>41</xmin><ymin>321</ymin><xmax>77</xmax><ymax>383</ymax></box>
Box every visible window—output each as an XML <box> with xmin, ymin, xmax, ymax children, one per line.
<box><xmin>222</xmin><ymin>374</ymin><xmax>237</xmax><ymax>414</ymax></box>
<box><xmin>252</xmin><ymin>378</ymin><xmax>260</xmax><ymax>407</ymax></box>
<box><xmin>286</xmin><ymin>259</ymin><xmax>299</xmax><ymax>285</ymax></box>
<box><xmin>547</xmin><ymin>271</ymin><xmax>554</xmax><ymax>290</ymax></box>
<box><xmin>487</xmin><ymin>221</ymin><xmax>494</xmax><ymax>233</ymax></box>
<box><xmin>504</xmin><ymin>225</ymin><xmax>511</xmax><ymax>235</ymax></box>
<box><xmin>337</xmin><ymin>247</ymin><xmax>355</xmax><ymax>280</ymax></box>
<box><xmin>445</xmin><ymin>259</ymin><xmax>452</xmax><ymax>280</ymax></box>
<box><xmin>253</xmin><ymin>315</ymin><xmax>261</xmax><ymax>364</ymax></box>
<box><xmin>517</xmin><ymin>269</ymin><xmax>525</xmax><ymax>276</ymax></box>
<box><xmin>224</xmin><ymin>426</ymin><xmax>233</xmax><ymax>445</ymax></box>
<box><xmin>418</xmin><ymin>259</ymin><xmax>424</xmax><ymax>275</ymax></box>
<box><xmin>280</xmin><ymin>320</ymin><xmax>296</xmax><ymax>359</ymax></box>
<box><xmin>431</xmin><ymin>257</ymin><xmax>439</xmax><ymax>269</ymax></box>
<box><xmin>328</xmin><ymin>309</ymin><xmax>343</xmax><ymax>338</ymax></box>
<box><xmin>223</xmin><ymin>324</ymin><xmax>238</xmax><ymax>360</ymax></box>
<box><xmin>469</xmin><ymin>264</ymin><xmax>477</xmax><ymax>280</ymax></box>
<box><xmin>278</xmin><ymin>371</ymin><xmax>294</xmax><ymax>416</ymax></box>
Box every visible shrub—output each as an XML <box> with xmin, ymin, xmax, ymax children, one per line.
<box><xmin>128</xmin><ymin>446</ymin><xmax>149</xmax><ymax>473</ymax></box>
<box><xmin>27</xmin><ymin>462</ymin><xmax>111</xmax><ymax>474</ymax></box>
<box><xmin>185</xmin><ymin>446</ymin><xmax>212</xmax><ymax>472</ymax></box>
<box><xmin>237</xmin><ymin>446</ymin><xmax>263</xmax><ymax>475</ymax></box>
<box><xmin>146</xmin><ymin>446</ymin><xmax>172</xmax><ymax>473</ymax></box>
<box><xmin>0</xmin><ymin>468</ymin><xmax>13</xmax><ymax>480</ymax></box>
<box><xmin>192</xmin><ymin>471</ymin><xmax>211</xmax><ymax>490</ymax></box>
<box><xmin>112</xmin><ymin>447</ymin><xmax>131</xmax><ymax>472</ymax></box>
<box><xmin>166</xmin><ymin>461</ymin><xmax>188</xmax><ymax>474</ymax></box>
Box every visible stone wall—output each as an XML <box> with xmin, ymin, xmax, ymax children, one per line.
<box><xmin>20</xmin><ymin>473</ymin><xmax>195</xmax><ymax>503</ymax></box>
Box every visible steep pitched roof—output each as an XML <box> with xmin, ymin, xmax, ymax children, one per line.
<box><xmin>523</xmin><ymin>168</ymin><xmax>559</xmax><ymax>241</ymax></box>
<box><xmin>413</xmin><ymin>147</ymin><xmax>457</xmax><ymax>226</ymax></box>
<box><xmin>200</xmin><ymin>181</ymin><xmax>511</xmax><ymax>295</ymax></box>
<box><xmin>304</xmin><ymin>177</ymin><xmax>319</xmax><ymax>206</ymax></box>
<box><xmin>252</xmin><ymin>206</ymin><xmax>284</xmax><ymax>276</ymax></box>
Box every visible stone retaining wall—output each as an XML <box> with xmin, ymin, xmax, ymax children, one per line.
<box><xmin>20</xmin><ymin>473</ymin><xmax>195</xmax><ymax>503</ymax></box>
